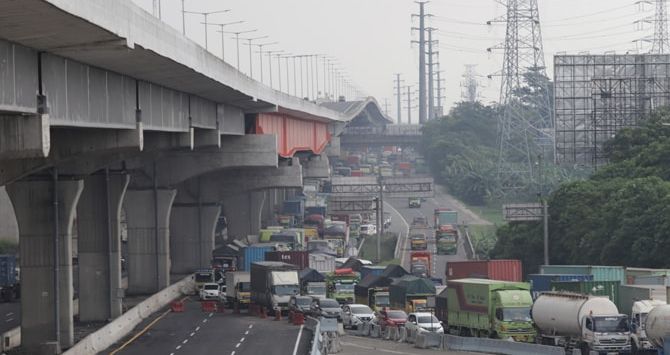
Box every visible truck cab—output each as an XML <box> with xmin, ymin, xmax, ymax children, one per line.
<box><xmin>326</xmin><ymin>269</ymin><xmax>360</xmax><ymax>304</ymax></box>
<box><xmin>368</xmin><ymin>288</ymin><xmax>390</xmax><ymax>311</ymax></box>
<box><xmin>304</xmin><ymin>281</ymin><xmax>327</xmax><ymax>299</ymax></box>
<box><xmin>581</xmin><ymin>314</ymin><xmax>631</xmax><ymax>354</ymax></box>
<box><xmin>631</xmin><ymin>300</ymin><xmax>666</xmax><ymax>353</ymax></box>
<box><xmin>492</xmin><ymin>289</ymin><xmax>536</xmax><ymax>342</ymax></box>
<box><xmin>194</xmin><ymin>269</ymin><xmax>215</xmax><ymax>290</ymax></box>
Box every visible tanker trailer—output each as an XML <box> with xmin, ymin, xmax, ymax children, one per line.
<box><xmin>532</xmin><ymin>292</ymin><xmax>631</xmax><ymax>355</ymax></box>
<box><xmin>645</xmin><ymin>304</ymin><xmax>670</xmax><ymax>354</ymax></box>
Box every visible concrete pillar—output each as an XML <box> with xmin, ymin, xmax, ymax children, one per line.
<box><xmin>170</xmin><ymin>203</ymin><xmax>220</xmax><ymax>274</ymax></box>
<box><xmin>124</xmin><ymin>189</ymin><xmax>176</xmax><ymax>295</ymax></box>
<box><xmin>221</xmin><ymin>191</ymin><xmax>265</xmax><ymax>239</ymax></box>
<box><xmin>0</xmin><ymin>187</ymin><xmax>18</xmax><ymax>243</ymax></box>
<box><xmin>77</xmin><ymin>173</ymin><xmax>129</xmax><ymax>322</ymax></box>
<box><xmin>6</xmin><ymin>179</ymin><xmax>84</xmax><ymax>351</ymax></box>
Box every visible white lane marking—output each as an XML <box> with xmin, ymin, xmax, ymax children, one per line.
<box><xmin>176</xmin><ymin>345</ymin><xmax>182</xmax><ymax>350</ymax></box>
<box><xmin>6</xmin><ymin>312</ymin><xmax>13</xmax><ymax>316</ymax></box>
<box><xmin>208</xmin><ymin>313</ymin><xmax>213</xmax><ymax>317</ymax></box>
<box><xmin>170</xmin><ymin>353</ymin><xmax>174</xmax><ymax>355</ymax></box>
<box><xmin>244</xmin><ymin>330</ymin><xmax>249</xmax><ymax>335</ymax></box>
<box><xmin>240</xmin><ymin>337</ymin><xmax>245</xmax><ymax>342</ymax></box>
<box><xmin>202</xmin><ymin>318</ymin><xmax>208</xmax><ymax>323</ymax></box>
<box><xmin>235</xmin><ymin>343</ymin><xmax>241</xmax><ymax>348</ymax></box>
<box><xmin>182</xmin><ymin>339</ymin><xmax>188</xmax><ymax>344</ymax></box>
<box><xmin>6</xmin><ymin>318</ymin><xmax>13</xmax><ymax>323</ymax></box>
<box><xmin>190</xmin><ymin>332</ymin><xmax>195</xmax><ymax>337</ymax></box>
<box><xmin>340</xmin><ymin>340</ymin><xmax>407</xmax><ymax>354</ymax></box>
<box><xmin>248</xmin><ymin>324</ymin><xmax>253</xmax><ymax>329</ymax></box>
<box><xmin>195</xmin><ymin>326</ymin><xmax>200</xmax><ymax>331</ymax></box>
<box><xmin>291</xmin><ymin>324</ymin><xmax>304</xmax><ymax>355</ymax></box>
<box><xmin>231</xmin><ymin>352</ymin><xmax>235</xmax><ymax>355</ymax></box>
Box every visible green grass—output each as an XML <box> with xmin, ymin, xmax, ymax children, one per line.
<box><xmin>358</xmin><ymin>233</ymin><xmax>398</xmax><ymax>262</ymax></box>
<box><xmin>464</xmin><ymin>202</ymin><xmax>505</xmax><ymax>226</ymax></box>
<box><xmin>466</xmin><ymin>225</ymin><xmax>498</xmax><ymax>259</ymax></box>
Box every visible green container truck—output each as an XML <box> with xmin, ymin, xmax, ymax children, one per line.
<box><xmin>444</xmin><ymin>278</ymin><xmax>536</xmax><ymax>342</ymax></box>
<box><xmin>549</xmin><ymin>280</ymin><xmax>621</xmax><ymax>306</ymax></box>
<box><xmin>389</xmin><ymin>275</ymin><xmax>436</xmax><ymax>313</ymax></box>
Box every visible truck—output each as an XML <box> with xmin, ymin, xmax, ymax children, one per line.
<box><xmin>411</xmin><ymin>216</ymin><xmax>429</xmax><ymax>229</ymax></box>
<box><xmin>533</xmin><ymin>292</ymin><xmax>630</xmax><ymax>354</ymax></box>
<box><xmin>445</xmin><ymin>278</ymin><xmax>535</xmax><ymax>342</ymax></box>
<box><xmin>410</xmin><ymin>232</ymin><xmax>428</xmax><ymax>250</ymax></box>
<box><xmin>326</xmin><ymin>268</ymin><xmax>360</xmax><ymax>304</ymax></box>
<box><xmin>390</xmin><ymin>276</ymin><xmax>435</xmax><ymax>313</ymax></box>
<box><xmin>225</xmin><ymin>271</ymin><xmax>251</xmax><ymax>308</ymax></box>
<box><xmin>645</xmin><ymin>304</ymin><xmax>670</xmax><ymax>354</ymax></box>
<box><xmin>0</xmin><ymin>255</ymin><xmax>18</xmax><ymax>302</ymax></box>
<box><xmin>631</xmin><ymin>300</ymin><xmax>666</xmax><ymax>354</ymax></box>
<box><xmin>323</xmin><ymin>221</ymin><xmax>349</xmax><ymax>257</ymax></box>
<box><xmin>194</xmin><ymin>268</ymin><xmax>216</xmax><ymax>290</ymax></box>
<box><xmin>250</xmin><ymin>262</ymin><xmax>300</xmax><ymax>313</ymax></box>
<box><xmin>408</xmin><ymin>197</ymin><xmax>421</xmax><ymax>208</ymax></box>
<box><xmin>410</xmin><ymin>251</ymin><xmax>432</xmax><ymax>278</ymax></box>
<box><xmin>436</xmin><ymin>226</ymin><xmax>458</xmax><ymax>255</ymax></box>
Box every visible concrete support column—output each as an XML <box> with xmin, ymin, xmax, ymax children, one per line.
<box><xmin>124</xmin><ymin>189</ymin><xmax>176</xmax><ymax>295</ymax></box>
<box><xmin>6</xmin><ymin>178</ymin><xmax>83</xmax><ymax>351</ymax></box>
<box><xmin>77</xmin><ymin>172</ymin><xmax>129</xmax><ymax>322</ymax></box>
<box><xmin>170</xmin><ymin>204</ymin><xmax>220</xmax><ymax>274</ymax></box>
<box><xmin>221</xmin><ymin>191</ymin><xmax>265</xmax><ymax>239</ymax></box>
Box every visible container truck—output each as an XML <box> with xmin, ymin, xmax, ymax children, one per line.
<box><xmin>410</xmin><ymin>232</ymin><xmax>428</xmax><ymax>250</ymax></box>
<box><xmin>630</xmin><ymin>299</ymin><xmax>666</xmax><ymax>354</ymax></box>
<box><xmin>444</xmin><ymin>278</ymin><xmax>535</xmax><ymax>342</ymax></box>
<box><xmin>299</xmin><ymin>268</ymin><xmax>327</xmax><ymax>299</ymax></box>
<box><xmin>446</xmin><ymin>260</ymin><xmax>522</xmax><ymax>282</ymax></box>
<box><xmin>644</xmin><ymin>304</ymin><xmax>670</xmax><ymax>354</ymax></box>
<box><xmin>265</xmin><ymin>251</ymin><xmax>310</xmax><ymax>269</ymax></box>
<box><xmin>532</xmin><ymin>292</ymin><xmax>631</xmax><ymax>354</ymax></box>
<box><xmin>0</xmin><ymin>255</ymin><xmax>18</xmax><ymax>301</ymax></box>
<box><xmin>410</xmin><ymin>251</ymin><xmax>431</xmax><ymax>278</ymax></box>
<box><xmin>323</xmin><ymin>221</ymin><xmax>349</xmax><ymax>257</ymax></box>
<box><xmin>389</xmin><ymin>275</ymin><xmax>435</xmax><ymax>313</ymax></box>
<box><xmin>250</xmin><ymin>262</ymin><xmax>300</xmax><ymax>313</ymax></box>
<box><xmin>326</xmin><ymin>268</ymin><xmax>360</xmax><ymax>304</ymax></box>
<box><xmin>225</xmin><ymin>271</ymin><xmax>251</xmax><ymax>308</ymax></box>
<box><xmin>436</xmin><ymin>226</ymin><xmax>458</xmax><ymax>255</ymax></box>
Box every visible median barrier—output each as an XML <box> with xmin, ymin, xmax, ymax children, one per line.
<box><xmin>413</xmin><ymin>330</ymin><xmax>441</xmax><ymax>349</ymax></box>
<box><xmin>443</xmin><ymin>334</ymin><xmax>564</xmax><ymax>355</ymax></box>
<box><xmin>397</xmin><ymin>326</ymin><xmax>407</xmax><ymax>343</ymax></box>
<box><xmin>386</xmin><ymin>326</ymin><xmax>399</xmax><ymax>341</ymax></box>
<box><xmin>370</xmin><ymin>324</ymin><xmax>381</xmax><ymax>338</ymax></box>
<box><xmin>63</xmin><ymin>275</ymin><xmax>195</xmax><ymax>355</ymax></box>
<box><xmin>358</xmin><ymin>322</ymin><xmax>370</xmax><ymax>336</ymax></box>
<box><xmin>0</xmin><ymin>326</ymin><xmax>20</xmax><ymax>351</ymax></box>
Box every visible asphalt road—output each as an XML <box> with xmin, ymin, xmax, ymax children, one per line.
<box><xmin>104</xmin><ymin>296</ymin><xmax>310</xmax><ymax>355</ymax></box>
<box><xmin>340</xmin><ymin>333</ymin><xmax>484</xmax><ymax>355</ymax></box>
<box><xmin>386</xmin><ymin>196</ymin><xmax>470</xmax><ymax>284</ymax></box>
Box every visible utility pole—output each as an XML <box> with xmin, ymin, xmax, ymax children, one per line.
<box><xmin>435</xmin><ymin>67</ymin><xmax>445</xmax><ymax>117</ymax></box>
<box><xmin>376</xmin><ymin>173</ymin><xmax>385</xmax><ymax>263</ymax></box>
<box><xmin>427</xmin><ymin>27</ymin><xmax>437</xmax><ymax>120</ymax></box>
<box><xmin>394</xmin><ymin>73</ymin><xmax>403</xmax><ymax>124</ymax></box>
<box><xmin>404</xmin><ymin>85</ymin><xmax>415</xmax><ymax>124</ymax></box>
<box><xmin>383</xmin><ymin>98</ymin><xmax>390</xmax><ymax>115</ymax></box>
<box><xmin>153</xmin><ymin>0</ymin><xmax>161</xmax><ymax>19</ymax></box>
<box><xmin>412</xmin><ymin>1</ymin><xmax>430</xmax><ymax>124</ymax></box>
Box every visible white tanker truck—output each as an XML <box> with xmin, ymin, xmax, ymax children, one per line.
<box><xmin>630</xmin><ymin>300</ymin><xmax>666</xmax><ymax>354</ymax></box>
<box><xmin>645</xmin><ymin>304</ymin><xmax>670</xmax><ymax>355</ymax></box>
<box><xmin>532</xmin><ymin>292</ymin><xmax>631</xmax><ymax>355</ymax></box>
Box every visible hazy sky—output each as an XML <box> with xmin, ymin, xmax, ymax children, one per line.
<box><xmin>134</xmin><ymin>0</ymin><xmax>654</xmax><ymax>123</ymax></box>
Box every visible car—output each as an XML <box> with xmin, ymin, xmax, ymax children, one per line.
<box><xmin>406</xmin><ymin>312</ymin><xmax>444</xmax><ymax>334</ymax></box>
<box><xmin>309</xmin><ymin>298</ymin><xmax>343</xmax><ymax>320</ymax></box>
<box><xmin>408</xmin><ymin>197</ymin><xmax>421</xmax><ymax>208</ymax></box>
<box><xmin>199</xmin><ymin>283</ymin><xmax>221</xmax><ymax>301</ymax></box>
<box><xmin>342</xmin><ymin>304</ymin><xmax>375</xmax><ymax>330</ymax></box>
<box><xmin>372</xmin><ymin>309</ymin><xmax>408</xmax><ymax>332</ymax></box>
<box><xmin>359</xmin><ymin>224</ymin><xmax>377</xmax><ymax>237</ymax></box>
<box><xmin>288</xmin><ymin>295</ymin><xmax>313</xmax><ymax>314</ymax></box>
<box><xmin>411</xmin><ymin>216</ymin><xmax>428</xmax><ymax>228</ymax></box>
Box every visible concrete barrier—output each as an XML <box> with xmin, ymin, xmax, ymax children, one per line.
<box><xmin>443</xmin><ymin>334</ymin><xmax>564</xmax><ymax>355</ymax></box>
<box><xmin>0</xmin><ymin>326</ymin><xmax>20</xmax><ymax>351</ymax></box>
<box><xmin>414</xmin><ymin>330</ymin><xmax>442</xmax><ymax>349</ymax></box>
<box><xmin>370</xmin><ymin>324</ymin><xmax>380</xmax><ymax>338</ymax></box>
<box><xmin>64</xmin><ymin>275</ymin><xmax>195</xmax><ymax>355</ymax></box>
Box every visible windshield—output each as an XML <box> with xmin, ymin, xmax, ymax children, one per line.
<box><xmin>273</xmin><ymin>285</ymin><xmax>299</xmax><ymax>296</ymax></box>
<box><xmin>307</xmin><ymin>286</ymin><xmax>326</xmax><ymax>295</ymax></box>
<box><xmin>239</xmin><ymin>282</ymin><xmax>251</xmax><ymax>292</ymax></box>
<box><xmin>387</xmin><ymin>311</ymin><xmax>407</xmax><ymax>319</ymax></box>
<box><xmin>335</xmin><ymin>284</ymin><xmax>355</xmax><ymax>292</ymax></box>
<box><xmin>296</xmin><ymin>298</ymin><xmax>312</xmax><ymax>305</ymax></box>
<box><xmin>500</xmin><ymin>307</ymin><xmax>532</xmax><ymax>322</ymax></box>
<box><xmin>376</xmin><ymin>295</ymin><xmax>390</xmax><ymax>305</ymax></box>
<box><xmin>320</xmin><ymin>300</ymin><xmax>341</xmax><ymax>308</ymax></box>
<box><xmin>418</xmin><ymin>316</ymin><xmax>440</xmax><ymax>324</ymax></box>
<box><xmin>351</xmin><ymin>306</ymin><xmax>373</xmax><ymax>314</ymax></box>
<box><xmin>594</xmin><ymin>316</ymin><xmax>629</xmax><ymax>333</ymax></box>
<box><xmin>203</xmin><ymin>284</ymin><xmax>219</xmax><ymax>290</ymax></box>
<box><xmin>195</xmin><ymin>273</ymin><xmax>213</xmax><ymax>282</ymax></box>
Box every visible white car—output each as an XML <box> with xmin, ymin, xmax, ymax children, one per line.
<box><xmin>342</xmin><ymin>304</ymin><xmax>375</xmax><ymax>330</ymax></box>
<box><xmin>199</xmin><ymin>283</ymin><xmax>221</xmax><ymax>301</ymax></box>
<box><xmin>359</xmin><ymin>224</ymin><xmax>377</xmax><ymax>237</ymax></box>
<box><xmin>406</xmin><ymin>312</ymin><xmax>444</xmax><ymax>334</ymax></box>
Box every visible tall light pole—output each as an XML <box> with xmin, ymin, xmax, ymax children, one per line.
<box><xmin>183</xmin><ymin>9</ymin><xmax>230</xmax><ymax>50</ymax></box>
<box><xmin>274</xmin><ymin>52</ymin><xmax>288</xmax><ymax>92</ymax></box>
<box><xmin>247</xmin><ymin>41</ymin><xmax>277</xmax><ymax>83</ymax></box>
<box><xmin>241</xmin><ymin>36</ymin><xmax>269</xmax><ymax>78</ymax></box>
<box><xmin>281</xmin><ymin>54</ymin><xmax>293</xmax><ymax>94</ymax></box>
<box><xmin>223</xmin><ymin>29</ymin><xmax>257</xmax><ymax>70</ymax></box>
<box><xmin>265</xmin><ymin>50</ymin><xmax>284</xmax><ymax>89</ymax></box>
<box><xmin>204</xmin><ymin>21</ymin><xmax>244</xmax><ymax>60</ymax></box>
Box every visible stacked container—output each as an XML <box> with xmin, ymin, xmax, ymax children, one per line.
<box><xmin>264</xmin><ymin>251</ymin><xmax>309</xmax><ymax>269</ymax></box>
<box><xmin>528</xmin><ymin>274</ymin><xmax>594</xmax><ymax>299</ymax></box>
<box><xmin>238</xmin><ymin>245</ymin><xmax>274</xmax><ymax>271</ymax></box>
<box><xmin>539</xmin><ymin>265</ymin><xmax>625</xmax><ymax>284</ymax></box>
<box><xmin>549</xmin><ymin>280</ymin><xmax>621</xmax><ymax>306</ymax></box>
<box><xmin>445</xmin><ymin>260</ymin><xmax>522</xmax><ymax>282</ymax></box>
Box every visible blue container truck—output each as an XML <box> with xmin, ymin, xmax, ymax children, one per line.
<box><xmin>238</xmin><ymin>246</ymin><xmax>274</xmax><ymax>271</ymax></box>
<box><xmin>0</xmin><ymin>255</ymin><xmax>18</xmax><ymax>301</ymax></box>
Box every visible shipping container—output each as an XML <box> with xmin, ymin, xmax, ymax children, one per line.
<box><xmin>360</xmin><ymin>266</ymin><xmax>386</xmax><ymax>280</ymax></box>
<box><xmin>618</xmin><ymin>285</ymin><xmax>655</xmax><ymax>314</ymax></box>
<box><xmin>265</xmin><ymin>251</ymin><xmax>309</xmax><ymax>269</ymax></box>
<box><xmin>528</xmin><ymin>274</ymin><xmax>594</xmax><ymax>299</ymax></box>
<box><xmin>238</xmin><ymin>246</ymin><xmax>274</xmax><ymax>271</ymax></box>
<box><xmin>309</xmin><ymin>253</ymin><xmax>336</xmax><ymax>273</ymax></box>
<box><xmin>632</xmin><ymin>275</ymin><xmax>670</xmax><ymax>286</ymax></box>
<box><xmin>625</xmin><ymin>267</ymin><xmax>670</xmax><ymax>284</ymax></box>
<box><xmin>540</xmin><ymin>265</ymin><xmax>625</xmax><ymax>284</ymax></box>
<box><xmin>550</xmin><ymin>280</ymin><xmax>621</xmax><ymax>306</ymax></box>
<box><xmin>282</xmin><ymin>199</ymin><xmax>304</xmax><ymax>216</ymax></box>
<box><xmin>445</xmin><ymin>260</ymin><xmax>522</xmax><ymax>282</ymax></box>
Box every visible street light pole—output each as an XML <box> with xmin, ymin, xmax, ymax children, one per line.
<box><xmin>204</xmin><ymin>21</ymin><xmax>244</xmax><ymax>60</ymax></box>
<box><xmin>265</xmin><ymin>50</ymin><xmax>283</xmax><ymax>89</ymax></box>
<box><xmin>241</xmin><ymin>36</ymin><xmax>268</xmax><ymax>78</ymax></box>
<box><xmin>183</xmin><ymin>9</ymin><xmax>230</xmax><ymax>50</ymax></box>
<box><xmin>222</xmin><ymin>29</ymin><xmax>257</xmax><ymax>70</ymax></box>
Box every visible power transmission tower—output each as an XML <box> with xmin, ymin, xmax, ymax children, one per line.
<box><xmin>394</xmin><ymin>74</ymin><xmax>404</xmax><ymax>124</ymax></box>
<box><xmin>435</xmin><ymin>63</ymin><xmax>445</xmax><ymax>117</ymax></box>
<box><xmin>427</xmin><ymin>28</ymin><xmax>437</xmax><ymax>120</ymax></box>
<box><xmin>461</xmin><ymin>64</ymin><xmax>480</xmax><ymax>103</ymax></box>
<box><xmin>652</xmin><ymin>0</ymin><xmax>670</xmax><ymax>53</ymax></box>
<box><xmin>412</xmin><ymin>1</ymin><xmax>430</xmax><ymax>124</ymax></box>
<box><xmin>489</xmin><ymin>0</ymin><xmax>553</xmax><ymax>192</ymax></box>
